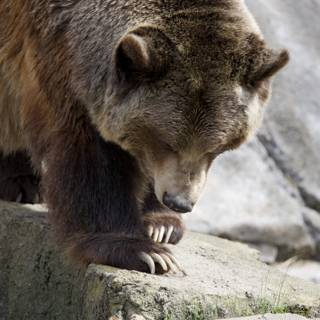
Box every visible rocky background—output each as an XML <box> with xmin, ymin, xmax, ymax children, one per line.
<box><xmin>186</xmin><ymin>0</ymin><xmax>320</xmax><ymax>279</ymax></box>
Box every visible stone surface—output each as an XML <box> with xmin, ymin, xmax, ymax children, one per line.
<box><xmin>275</xmin><ymin>259</ymin><xmax>320</xmax><ymax>285</ymax></box>
<box><xmin>185</xmin><ymin>0</ymin><xmax>320</xmax><ymax>260</ymax></box>
<box><xmin>1</xmin><ymin>201</ymin><xmax>320</xmax><ymax>320</ymax></box>
<box><xmin>247</xmin><ymin>0</ymin><xmax>320</xmax><ymax>212</ymax></box>
<box><xmin>185</xmin><ymin>139</ymin><xmax>316</xmax><ymax>260</ymax></box>
<box><xmin>226</xmin><ymin>314</ymin><xmax>312</xmax><ymax>320</ymax></box>
<box><xmin>0</xmin><ymin>202</ymin><xmax>84</xmax><ymax>320</ymax></box>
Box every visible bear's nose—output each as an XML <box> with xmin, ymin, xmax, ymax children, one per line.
<box><xmin>162</xmin><ymin>192</ymin><xmax>194</xmax><ymax>213</ymax></box>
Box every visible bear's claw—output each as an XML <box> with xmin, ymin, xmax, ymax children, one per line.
<box><xmin>138</xmin><ymin>251</ymin><xmax>186</xmax><ymax>275</ymax></box>
<box><xmin>148</xmin><ymin>225</ymin><xmax>175</xmax><ymax>243</ymax></box>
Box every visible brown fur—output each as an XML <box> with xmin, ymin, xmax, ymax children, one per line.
<box><xmin>0</xmin><ymin>0</ymin><xmax>288</xmax><ymax>273</ymax></box>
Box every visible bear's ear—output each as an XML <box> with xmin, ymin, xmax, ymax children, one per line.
<box><xmin>115</xmin><ymin>33</ymin><xmax>165</xmax><ymax>82</ymax></box>
<box><xmin>249</xmin><ymin>49</ymin><xmax>289</xmax><ymax>87</ymax></box>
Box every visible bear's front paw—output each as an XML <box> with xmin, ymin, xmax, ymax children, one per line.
<box><xmin>138</xmin><ymin>248</ymin><xmax>185</xmax><ymax>275</ymax></box>
<box><xmin>143</xmin><ymin>213</ymin><xmax>185</xmax><ymax>245</ymax></box>
<box><xmin>67</xmin><ymin>234</ymin><xmax>186</xmax><ymax>275</ymax></box>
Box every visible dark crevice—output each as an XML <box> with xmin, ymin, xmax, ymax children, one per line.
<box><xmin>257</xmin><ymin>133</ymin><xmax>320</xmax><ymax>214</ymax></box>
<box><xmin>302</xmin><ymin>212</ymin><xmax>320</xmax><ymax>259</ymax></box>
<box><xmin>257</xmin><ymin>133</ymin><xmax>302</xmax><ymax>183</ymax></box>
<box><xmin>299</xmin><ymin>187</ymin><xmax>320</xmax><ymax>213</ymax></box>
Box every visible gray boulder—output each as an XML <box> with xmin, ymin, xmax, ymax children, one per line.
<box><xmin>1</xmin><ymin>201</ymin><xmax>320</xmax><ymax>320</ymax></box>
<box><xmin>227</xmin><ymin>315</ymin><xmax>312</xmax><ymax>320</ymax></box>
<box><xmin>186</xmin><ymin>139</ymin><xmax>315</xmax><ymax>260</ymax></box>
<box><xmin>247</xmin><ymin>0</ymin><xmax>320</xmax><ymax>212</ymax></box>
<box><xmin>186</xmin><ymin>0</ymin><xmax>320</xmax><ymax>260</ymax></box>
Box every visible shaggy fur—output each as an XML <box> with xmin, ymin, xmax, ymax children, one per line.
<box><xmin>0</xmin><ymin>0</ymin><xmax>288</xmax><ymax>273</ymax></box>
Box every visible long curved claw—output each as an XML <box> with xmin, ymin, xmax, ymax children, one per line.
<box><xmin>164</xmin><ymin>225</ymin><xmax>174</xmax><ymax>243</ymax></box>
<box><xmin>158</xmin><ymin>226</ymin><xmax>166</xmax><ymax>243</ymax></box>
<box><xmin>150</xmin><ymin>252</ymin><xmax>168</xmax><ymax>271</ymax></box>
<box><xmin>159</xmin><ymin>253</ymin><xmax>178</xmax><ymax>273</ymax></box>
<box><xmin>167</xmin><ymin>253</ymin><xmax>187</xmax><ymax>276</ymax></box>
<box><xmin>139</xmin><ymin>252</ymin><xmax>155</xmax><ymax>274</ymax></box>
<box><xmin>147</xmin><ymin>225</ymin><xmax>154</xmax><ymax>238</ymax></box>
<box><xmin>152</xmin><ymin>228</ymin><xmax>159</xmax><ymax>242</ymax></box>
<box><xmin>139</xmin><ymin>251</ymin><xmax>185</xmax><ymax>275</ymax></box>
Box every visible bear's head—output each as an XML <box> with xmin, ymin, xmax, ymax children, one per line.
<box><xmin>65</xmin><ymin>2</ymin><xmax>289</xmax><ymax>213</ymax></box>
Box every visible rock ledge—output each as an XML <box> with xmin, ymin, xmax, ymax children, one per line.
<box><xmin>1</xmin><ymin>201</ymin><xmax>320</xmax><ymax>320</ymax></box>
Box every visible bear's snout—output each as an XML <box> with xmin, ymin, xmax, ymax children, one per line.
<box><xmin>153</xmin><ymin>153</ymin><xmax>208</xmax><ymax>213</ymax></box>
<box><xmin>162</xmin><ymin>192</ymin><xmax>194</xmax><ymax>213</ymax></box>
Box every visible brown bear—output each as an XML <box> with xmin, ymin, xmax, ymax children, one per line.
<box><xmin>0</xmin><ymin>0</ymin><xmax>289</xmax><ymax>274</ymax></box>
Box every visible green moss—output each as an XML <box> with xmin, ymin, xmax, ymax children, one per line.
<box><xmin>163</xmin><ymin>298</ymin><xmax>217</xmax><ymax>320</ymax></box>
<box><xmin>162</xmin><ymin>293</ymin><xmax>315</xmax><ymax>320</ymax></box>
<box><xmin>254</xmin><ymin>298</ymin><xmax>272</xmax><ymax>315</ymax></box>
<box><xmin>188</xmin><ymin>304</ymin><xmax>205</xmax><ymax>320</ymax></box>
<box><xmin>271</xmin><ymin>304</ymin><xmax>311</xmax><ymax>317</ymax></box>
<box><xmin>163</xmin><ymin>310</ymin><xmax>174</xmax><ymax>320</ymax></box>
<box><xmin>252</xmin><ymin>298</ymin><xmax>312</xmax><ymax>318</ymax></box>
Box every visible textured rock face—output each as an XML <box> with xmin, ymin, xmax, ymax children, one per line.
<box><xmin>276</xmin><ymin>259</ymin><xmax>320</xmax><ymax>285</ymax></box>
<box><xmin>248</xmin><ymin>0</ymin><xmax>320</xmax><ymax>212</ymax></box>
<box><xmin>1</xmin><ymin>202</ymin><xmax>320</xmax><ymax>320</ymax></box>
<box><xmin>228</xmin><ymin>315</ymin><xmax>310</xmax><ymax>320</ymax></box>
<box><xmin>0</xmin><ymin>202</ymin><xmax>83</xmax><ymax>320</ymax></box>
<box><xmin>186</xmin><ymin>140</ymin><xmax>315</xmax><ymax>260</ymax></box>
<box><xmin>186</xmin><ymin>0</ymin><xmax>320</xmax><ymax>260</ymax></box>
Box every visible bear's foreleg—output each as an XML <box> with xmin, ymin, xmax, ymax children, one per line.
<box><xmin>26</xmin><ymin>117</ymin><xmax>182</xmax><ymax>274</ymax></box>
